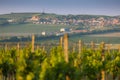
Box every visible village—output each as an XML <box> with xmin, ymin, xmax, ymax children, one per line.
<box><xmin>28</xmin><ymin>15</ymin><xmax>120</xmax><ymax>27</ymax></box>
<box><xmin>2</xmin><ymin>13</ymin><xmax>120</xmax><ymax>36</ymax></box>
<box><xmin>24</xmin><ymin>14</ymin><xmax>120</xmax><ymax>35</ymax></box>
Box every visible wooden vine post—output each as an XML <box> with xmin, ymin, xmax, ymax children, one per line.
<box><xmin>64</xmin><ymin>34</ymin><xmax>69</xmax><ymax>63</ymax></box>
<box><xmin>107</xmin><ymin>44</ymin><xmax>110</xmax><ymax>53</ymax></box>
<box><xmin>5</xmin><ymin>43</ymin><xmax>8</xmax><ymax>51</ymax></box>
<box><xmin>31</xmin><ymin>35</ymin><xmax>35</xmax><ymax>52</ymax></box>
<box><xmin>17</xmin><ymin>43</ymin><xmax>20</xmax><ymax>51</ymax></box>
<box><xmin>60</xmin><ymin>37</ymin><xmax>63</xmax><ymax>47</ymax></box>
<box><xmin>119</xmin><ymin>44</ymin><xmax>120</xmax><ymax>53</ymax></box>
<box><xmin>63</xmin><ymin>34</ymin><xmax>70</xmax><ymax>80</ymax></box>
<box><xmin>91</xmin><ymin>41</ymin><xmax>95</xmax><ymax>50</ymax></box>
<box><xmin>17</xmin><ymin>43</ymin><xmax>20</xmax><ymax>59</ymax></box>
<box><xmin>101</xmin><ymin>42</ymin><xmax>105</xmax><ymax>80</ymax></box>
<box><xmin>78</xmin><ymin>40</ymin><xmax>82</xmax><ymax>54</ymax></box>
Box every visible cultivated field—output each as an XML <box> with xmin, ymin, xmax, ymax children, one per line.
<box><xmin>0</xmin><ymin>24</ymin><xmax>120</xmax><ymax>44</ymax></box>
<box><xmin>68</xmin><ymin>32</ymin><xmax>120</xmax><ymax>44</ymax></box>
<box><xmin>0</xmin><ymin>24</ymin><xmax>70</xmax><ymax>34</ymax></box>
<box><xmin>87</xmin><ymin>32</ymin><xmax>120</xmax><ymax>37</ymax></box>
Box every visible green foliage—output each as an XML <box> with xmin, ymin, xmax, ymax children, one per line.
<box><xmin>79</xmin><ymin>49</ymin><xmax>102</xmax><ymax>79</ymax></box>
<box><xmin>105</xmin><ymin>51</ymin><xmax>120</xmax><ymax>77</ymax></box>
<box><xmin>0</xmin><ymin>46</ymin><xmax>120</xmax><ymax>80</ymax></box>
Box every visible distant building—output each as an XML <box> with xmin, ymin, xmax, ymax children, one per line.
<box><xmin>60</xmin><ymin>28</ymin><xmax>70</xmax><ymax>32</ymax></box>
<box><xmin>7</xmin><ymin>19</ymin><xmax>14</xmax><ymax>23</ymax></box>
<box><xmin>112</xmin><ymin>19</ymin><xmax>119</xmax><ymax>25</ymax></box>
<box><xmin>31</xmin><ymin>15</ymin><xmax>40</xmax><ymax>21</ymax></box>
<box><xmin>41</xmin><ymin>32</ymin><xmax>46</xmax><ymax>36</ymax></box>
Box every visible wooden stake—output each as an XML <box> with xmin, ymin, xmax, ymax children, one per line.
<box><xmin>119</xmin><ymin>44</ymin><xmax>120</xmax><ymax>53</ymax></box>
<box><xmin>63</xmin><ymin>34</ymin><xmax>70</xmax><ymax>80</ymax></box>
<box><xmin>78</xmin><ymin>40</ymin><xmax>82</xmax><ymax>54</ymax></box>
<box><xmin>17</xmin><ymin>43</ymin><xmax>20</xmax><ymax>51</ymax></box>
<box><xmin>17</xmin><ymin>43</ymin><xmax>20</xmax><ymax>60</ymax></box>
<box><xmin>60</xmin><ymin>37</ymin><xmax>63</xmax><ymax>47</ymax></box>
<box><xmin>5</xmin><ymin>43</ymin><xmax>8</xmax><ymax>51</ymax></box>
<box><xmin>101</xmin><ymin>42</ymin><xmax>105</xmax><ymax>80</ymax></box>
<box><xmin>31</xmin><ymin>35</ymin><xmax>35</xmax><ymax>52</ymax></box>
<box><xmin>101</xmin><ymin>42</ymin><xmax>105</xmax><ymax>56</ymax></box>
<box><xmin>91</xmin><ymin>41</ymin><xmax>95</xmax><ymax>50</ymax></box>
<box><xmin>66</xmin><ymin>75</ymin><xmax>70</xmax><ymax>80</ymax></box>
<box><xmin>64</xmin><ymin>34</ymin><xmax>69</xmax><ymax>63</ymax></box>
<box><xmin>107</xmin><ymin>44</ymin><xmax>110</xmax><ymax>53</ymax></box>
<box><xmin>101</xmin><ymin>70</ymin><xmax>105</xmax><ymax>80</ymax></box>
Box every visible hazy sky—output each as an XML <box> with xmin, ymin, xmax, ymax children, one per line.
<box><xmin>0</xmin><ymin>0</ymin><xmax>120</xmax><ymax>16</ymax></box>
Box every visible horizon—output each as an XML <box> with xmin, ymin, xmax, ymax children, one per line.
<box><xmin>0</xmin><ymin>12</ymin><xmax>120</xmax><ymax>17</ymax></box>
<box><xmin>0</xmin><ymin>0</ymin><xmax>120</xmax><ymax>16</ymax></box>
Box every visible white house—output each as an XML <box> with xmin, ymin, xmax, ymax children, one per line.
<box><xmin>41</xmin><ymin>32</ymin><xmax>46</xmax><ymax>36</ymax></box>
<box><xmin>60</xmin><ymin>28</ymin><xmax>70</xmax><ymax>32</ymax></box>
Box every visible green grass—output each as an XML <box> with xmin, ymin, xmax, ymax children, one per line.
<box><xmin>0</xmin><ymin>23</ymin><xmax>70</xmax><ymax>33</ymax></box>
<box><xmin>0</xmin><ymin>23</ymin><xmax>120</xmax><ymax>44</ymax></box>
<box><xmin>69</xmin><ymin>35</ymin><xmax>120</xmax><ymax>44</ymax></box>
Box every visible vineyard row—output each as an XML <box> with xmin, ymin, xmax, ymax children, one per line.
<box><xmin>0</xmin><ymin>34</ymin><xmax>120</xmax><ymax>80</ymax></box>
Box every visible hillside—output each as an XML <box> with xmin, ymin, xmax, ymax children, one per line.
<box><xmin>0</xmin><ymin>13</ymin><xmax>41</xmax><ymax>19</ymax></box>
<box><xmin>0</xmin><ymin>13</ymin><xmax>58</xmax><ymax>19</ymax></box>
<box><xmin>0</xmin><ymin>12</ymin><xmax>119</xmax><ymax>26</ymax></box>
<box><xmin>0</xmin><ymin>13</ymin><xmax>112</xmax><ymax>19</ymax></box>
<box><xmin>0</xmin><ymin>12</ymin><xmax>120</xmax><ymax>36</ymax></box>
